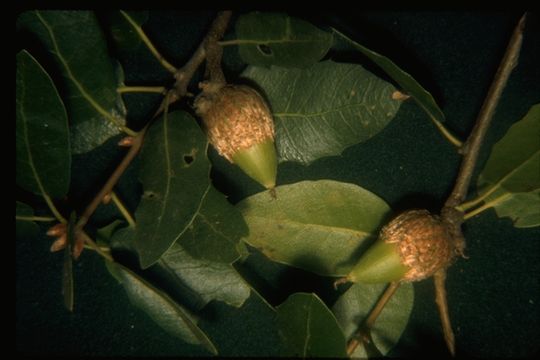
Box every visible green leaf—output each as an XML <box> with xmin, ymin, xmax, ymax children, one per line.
<box><xmin>135</xmin><ymin>111</ymin><xmax>210</xmax><ymax>268</ymax></box>
<box><xmin>489</xmin><ymin>190</ymin><xmax>540</xmax><ymax>228</ymax></box>
<box><xmin>178</xmin><ymin>186</ymin><xmax>248</xmax><ymax>263</ymax></box>
<box><xmin>156</xmin><ymin>243</ymin><xmax>251</xmax><ymax>308</ymax></box>
<box><xmin>476</xmin><ymin>104</ymin><xmax>540</xmax><ymax>228</ymax></box>
<box><xmin>234</xmin><ymin>12</ymin><xmax>333</xmax><ymax>68</ymax></box>
<box><xmin>243</xmin><ymin>60</ymin><xmax>402</xmax><ymax>165</ymax></box>
<box><xmin>16</xmin><ymin>201</ymin><xmax>39</xmax><ymax>239</ymax></box>
<box><xmin>18</xmin><ymin>11</ymin><xmax>128</xmax><ymax>154</ymax></box>
<box><xmin>276</xmin><ymin>293</ymin><xmax>348</xmax><ymax>358</ymax></box>
<box><xmin>16</xmin><ymin>50</ymin><xmax>70</xmax><ymax>198</ymax></box>
<box><xmin>135</xmin><ymin>111</ymin><xmax>244</xmax><ymax>268</ymax></box>
<box><xmin>237</xmin><ymin>180</ymin><xmax>392</xmax><ymax>276</ymax></box>
<box><xmin>331</xmin><ymin>28</ymin><xmax>445</xmax><ymax>124</ymax></box>
<box><xmin>106</xmin><ymin>261</ymin><xmax>218</xmax><ymax>355</ymax></box>
<box><xmin>332</xmin><ymin>282</ymin><xmax>414</xmax><ymax>358</ymax></box>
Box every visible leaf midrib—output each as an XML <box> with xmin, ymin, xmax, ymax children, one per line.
<box><xmin>302</xmin><ymin>296</ymin><xmax>313</xmax><ymax>358</ymax></box>
<box><xmin>275</xmin><ymin>102</ymin><xmax>374</xmax><ymax>119</ymax></box>
<box><xmin>117</xmin><ymin>263</ymin><xmax>217</xmax><ymax>354</ymax></box>
<box><xmin>18</xmin><ymin>74</ymin><xmax>50</xmax><ymax>203</ymax></box>
<box><xmin>243</xmin><ymin>214</ymin><xmax>373</xmax><ymax>238</ymax></box>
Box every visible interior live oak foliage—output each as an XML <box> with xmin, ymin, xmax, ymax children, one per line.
<box><xmin>16</xmin><ymin>11</ymin><xmax>539</xmax><ymax>357</ymax></box>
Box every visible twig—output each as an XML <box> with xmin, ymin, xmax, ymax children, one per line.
<box><xmin>435</xmin><ymin>13</ymin><xmax>526</xmax><ymax>357</ymax></box>
<box><xmin>74</xmin><ymin>127</ymin><xmax>147</xmax><ymax>234</ymax></box>
<box><xmin>347</xmin><ymin>281</ymin><xmax>401</xmax><ymax>356</ymax></box>
<box><xmin>173</xmin><ymin>11</ymin><xmax>231</xmax><ymax>99</ymax></box>
<box><xmin>117</xmin><ymin>86</ymin><xmax>167</xmax><ymax>94</ymax></box>
<box><xmin>153</xmin><ymin>11</ymin><xmax>232</xmax><ymax>121</ymax></box>
<box><xmin>16</xmin><ymin>215</ymin><xmax>56</xmax><ymax>222</ymax></box>
<box><xmin>443</xmin><ymin>14</ymin><xmax>526</xmax><ymax>213</ymax></box>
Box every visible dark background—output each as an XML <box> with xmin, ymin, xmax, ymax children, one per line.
<box><xmin>16</xmin><ymin>11</ymin><xmax>540</xmax><ymax>357</ymax></box>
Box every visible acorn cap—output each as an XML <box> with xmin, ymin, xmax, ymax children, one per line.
<box><xmin>195</xmin><ymin>84</ymin><xmax>277</xmax><ymax>189</ymax></box>
<box><xmin>347</xmin><ymin>209</ymin><xmax>455</xmax><ymax>283</ymax></box>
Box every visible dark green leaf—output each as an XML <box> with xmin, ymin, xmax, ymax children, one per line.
<box><xmin>178</xmin><ymin>186</ymin><xmax>248</xmax><ymax>263</ymax></box>
<box><xmin>16</xmin><ymin>50</ymin><xmax>70</xmax><ymax>198</ymax></box>
<box><xmin>243</xmin><ymin>60</ymin><xmax>402</xmax><ymax>165</ymax></box>
<box><xmin>157</xmin><ymin>243</ymin><xmax>251</xmax><ymax>308</ymax></box>
<box><xmin>476</xmin><ymin>104</ymin><xmax>540</xmax><ymax>228</ymax></box>
<box><xmin>135</xmin><ymin>111</ymin><xmax>210</xmax><ymax>268</ymax></box>
<box><xmin>332</xmin><ymin>28</ymin><xmax>445</xmax><ymax>124</ymax></box>
<box><xmin>276</xmin><ymin>293</ymin><xmax>348</xmax><ymax>358</ymax></box>
<box><xmin>237</xmin><ymin>180</ymin><xmax>391</xmax><ymax>276</ymax></box>
<box><xmin>18</xmin><ymin>11</ymin><xmax>128</xmax><ymax>154</ymax></box>
<box><xmin>332</xmin><ymin>282</ymin><xmax>414</xmax><ymax>358</ymax></box>
<box><xmin>16</xmin><ymin>201</ymin><xmax>39</xmax><ymax>239</ymax></box>
<box><xmin>106</xmin><ymin>261</ymin><xmax>218</xmax><ymax>355</ymax></box>
<box><xmin>235</xmin><ymin>12</ymin><xmax>333</xmax><ymax>68</ymax></box>
<box><xmin>135</xmin><ymin>111</ymin><xmax>244</xmax><ymax>268</ymax></box>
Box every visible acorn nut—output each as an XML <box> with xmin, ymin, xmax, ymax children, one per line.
<box><xmin>346</xmin><ymin>209</ymin><xmax>455</xmax><ymax>284</ymax></box>
<box><xmin>195</xmin><ymin>83</ymin><xmax>277</xmax><ymax>190</ymax></box>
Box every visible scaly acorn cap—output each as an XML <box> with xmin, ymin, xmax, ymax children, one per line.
<box><xmin>195</xmin><ymin>83</ymin><xmax>277</xmax><ymax>189</ymax></box>
<box><xmin>346</xmin><ymin>209</ymin><xmax>455</xmax><ymax>283</ymax></box>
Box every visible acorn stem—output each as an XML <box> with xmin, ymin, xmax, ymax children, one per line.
<box><xmin>346</xmin><ymin>281</ymin><xmax>400</xmax><ymax>356</ymax></box>
<box><xmin>434</xmin><ymin>270</ymin><xmax>455</xmax><ymax>356</ymax></box>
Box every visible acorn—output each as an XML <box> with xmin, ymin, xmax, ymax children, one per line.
<box><xmin>195</xmin><ymin>83</ymin><xmax>277</xmax><ymax>190</ymax></box>
<box><xmin>344</xmin><ymin>209</ymin><xmax>456</xmax><ymax>284</ymax></box>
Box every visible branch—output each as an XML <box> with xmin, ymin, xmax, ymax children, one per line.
<box><xmin>435</xmin><ymin>13</ymin><xmax>526</xmax><ymax>357</ymax></box>
<box><xmin>444</xmin><ymin>14</ymin><xmax>526</xmax><ymax>213</ymax></box>
<box><xmin>151</xmin><ymin>11</ymin><xmax>232</xmax><ymax>119</ymax></box>
<box><xmin>173</xmin><ymin>11</ymin><xmax>231</xmax><ymax>99</ymax></box>
<box><xmin>74</xmin><ymin>11</ymin><xmax>234</xmax><ymax>236</ymax></box>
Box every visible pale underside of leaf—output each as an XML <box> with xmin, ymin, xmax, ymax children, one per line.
<box><xmin>238</xmin><ymin>180</ymin><xmax>391</xmax><ymax>276</ymax></box>
<box><xmin>475</xmin><ymin>104</ymin><xmax>540</xmax><ymax>227</ymax></box>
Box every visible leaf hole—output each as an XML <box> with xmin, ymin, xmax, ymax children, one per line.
<box><xmin>183</xmin><ymin>148</ymin><xmax>198</xmax><ymax>167</ymax></box>
<box><xmin>183</xmin><ymin>155</ymin><xmax>194</xmax><ymax>165</ymax></box>
<box><xmin>257</xmin><ymin>44</ymin><xmax>273</xmax><ymax>56</ymax></box>
<box><xmin>143</xmin><ymin>191</ymin><xmax>158</xmax><ymax>200</ymax></box>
